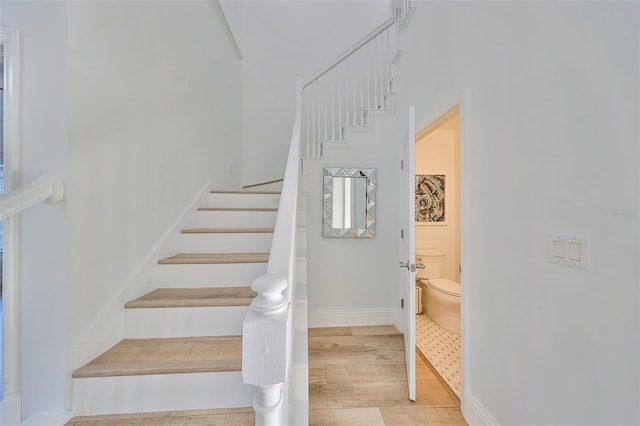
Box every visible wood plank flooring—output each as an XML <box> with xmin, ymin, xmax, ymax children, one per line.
<box><xmin>309</xmin><ymin>326</ymin><xmax>467</xmax><ymax>426</ymax></box>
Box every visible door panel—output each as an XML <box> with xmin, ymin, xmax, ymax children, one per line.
<box><xmin>399</xmin><ymin>106</ymin><xmax>416</xmax><ymax>400</ymax></box>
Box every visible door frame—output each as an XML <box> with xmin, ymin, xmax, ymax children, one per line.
<box><xmin>1</xmin><ymin>26</ymin><xmax>22</xmax><ymax>425</ymax></box>
<box><xmin>412</xmin><ymin>90</ymin><xmax>470</xmax><ymax>413</ymax></box>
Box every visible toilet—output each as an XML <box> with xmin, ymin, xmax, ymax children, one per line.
<box><xmin>416</xmin><ymin>249</ymin><xmax>461</xmax><ymax>334</ymax></box>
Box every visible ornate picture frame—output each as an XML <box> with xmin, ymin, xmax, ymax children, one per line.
<box><xmin>415</xmin><ymin>174</ymin><xmax>446</xmax><ymax>225</ymax></box>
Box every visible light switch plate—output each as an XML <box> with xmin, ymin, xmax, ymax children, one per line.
<box><xmin>568</xmin><ymin>242</ymin><xmax>581</xmax><ymax>261</ymax></box>
<box><xmin>553</xmin><ymin>240</ymin><xmax>565</xmax><ymax>258</ymax></box>
<box><xmin>549</xmin><ymin>234</ymin><xmax>589</xmax><ymax>270</ymax></box>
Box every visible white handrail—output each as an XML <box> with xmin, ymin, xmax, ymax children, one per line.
<box><xmin>303</xmin><ymin>16</ymin><xmax>396</xmax><ymax>88</ymax></box>
<box><xmin>243</xmin><ymin>76</ymin><xmax>303</xmax><ymax>426</ymax></box>
<box><xmin>302</xmin><ymin>17</ymin><xmax>398</xmax><ymax>156</ymax></box>
<box><xmin>0</xmin><ymin>173</ymin><xmax>65</xmax><ymax>221</ymax></box>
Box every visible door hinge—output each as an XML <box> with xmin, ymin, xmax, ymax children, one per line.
<box><xmin>400</xmin><ymin>160</ymin><xmax>404</xmax><ymax>170</ymax></box>
<box><xmin>400</xmin><ymin>229</ymin><xmax>404</xmax><ymax>239</ymax></box>
<box><xmin>401</xmin><ymin>298</ymin><xmax>404</xmax><ymax>308</ymax></box>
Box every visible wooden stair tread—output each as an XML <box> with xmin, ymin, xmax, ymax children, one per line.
<box><xmin>66</xmin><ymin>407</ymin><xmax>255</xmax><ymax>425</ymax></box>
<box><xmin>181</xmin><ymin>227</ymin><xmax>274</xmax><ymax>234</ymax></box>
<box><xmin>158</xmin><ymin>253</ymin><xmax>269</xmax><ymax>265</ymax></box>
<box><xmin>211</xmin><ymin>190</ymin><xmax>280</xmax><ymax>195</ymax></box>
<box><xmin>73</xmin><ymin>336</ymin><xmax>242</xmax><ymax>378</ymax></box>
<box><xmin>197</xmin><ymin>207</ymin><xmax>278</xmax><ymax>212</ymax></box>
<box><xmin>125</xmin><ymin>287</ymin><xmax>256</xmax><ymax>308</ymax></box>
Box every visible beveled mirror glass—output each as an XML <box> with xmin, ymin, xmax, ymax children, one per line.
<box><xmin>323</xmin><ymin>168</ymin><xmax>376</xmax><ymax>238</ymax></box>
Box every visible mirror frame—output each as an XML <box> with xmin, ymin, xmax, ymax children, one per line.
<box><xmin>323</xmin><ymin>167</ymin><xmax>376</xmax><ymax>238</ymax></box>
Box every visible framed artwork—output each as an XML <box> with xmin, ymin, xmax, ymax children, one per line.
<box><xmin>415</xmin><ymin>174</ymin><xmax>445</xmax><ymax>224</ymax></box>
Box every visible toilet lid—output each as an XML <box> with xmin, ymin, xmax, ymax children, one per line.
<box><xmin>427</xmin><ymin>279</ymin><xmax>461</xmax><ymax>297</ymax></box>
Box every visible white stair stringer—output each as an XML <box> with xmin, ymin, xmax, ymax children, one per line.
<box><xmin>72</xmin><ymin>371</ymin><xmax>253</xmax><ymax>416</ymax></box>
<box><xmin>125</xmin><ymin>305</ymin><xmax>250</xmax><ymax>338</ymax></box>
<box><xmin>303</xmin><ymin>93</ymin><xmax>397</xmax><ymax>161</ymax></box>
<box><xmin>323</xmin><ymin>101</ymin><xmax>399</xmax><ymax>164</ymax></box>
<box><xmin>70</xmin><ymin>190</ymin><xmax>279</xmax><ymax>418</ymax></box>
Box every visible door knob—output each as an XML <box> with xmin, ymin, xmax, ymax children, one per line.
<box><xmin>399</xmin><ymin>261</ymin><xmax>410</xmax><ymax>269</ymax></box>
<box><xmin>415</xmin><ymin>263</ymin><xmax>425</xmax><ymax>269</ymax></box>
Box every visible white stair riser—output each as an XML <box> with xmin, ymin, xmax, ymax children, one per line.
<box><xmin>209</xmin><ymin>193</ymin><xmax>280</xmax><ymax>208</ymax></box>
<box><xmin>179</xmin><ymin>233</ymin><xmax>272</xmax><ymax>253</ymax></box>
<box><xmin>151</xmin><ymin>263</ymin><xmax>267</xmax><ymax>287</ymax></box>
<box><xmin>72</xmin><ymin>371</ymin><xmax>252</xmax><ymax>416</ymax></box>
<box><xmin>125</xmin><ymin>306</ymin><xmax>249</xmax><ymax>338</ymax></box>
<box><xmin>196</xmin><ymin>211</ymin><xmax>277</xmax><ymax>228</ymax></box>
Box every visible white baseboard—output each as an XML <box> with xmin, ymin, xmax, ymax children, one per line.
<box><xmin>308</xmin><ymin>308</ymin><xmax>395</xmax><ymax>328</ymax></box>
<box><xmin>0</xmin><ymin>395</ymin><xmax>21</xmax><ymax>426</ymax></box>
<box><xmin>462</xmin><ymin>391</ymin><xmax>499</xmax><ymax>426</ymax></box>
<box><xmin>21</xmin><ymin>413</ymin><xmax>71</xmax><ymax>426</ymax></box>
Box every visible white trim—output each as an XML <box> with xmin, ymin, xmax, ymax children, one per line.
<box><xmin>72</xmin><ymin>182</ymin><xmax>213</xmax><ymax>367</ymax></box>
<box><xmin>415</xmin><ymin>89</ymin><xmax>474</xmax><ymax>423</ymax></box>
<box><xmin>21</xmin><ymin>413</ymin><xmax>72</xmax><ymax>426</ymax></box>
<box><xmin>211</xmin><ymin>0</ymin><xmax>242</xmax><ymax>60</ymax></box>
<box><xmin>459</xmin><ymin>89</ymin><xmax>472</xmax><ymax>425</ymax></box>
<box><xmin>308</xmin><ymin>308</ymin><xmax>396</xmax><ymax>328</ymax></box>
<box><xmin>461</xmin><ymin>391</ymin><xmax>499</xmax><ymax>426</ymax></box>
<box><xmin>0</xmin><ymin>26</ymin><xmax>21</xmax><ymax>426</ymax></box>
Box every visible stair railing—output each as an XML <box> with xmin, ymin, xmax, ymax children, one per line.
<box><xmin>242</xmin><ymin>76</ymin><xmax>303</xmax><ymax>426</ymax></box>
<box><xmin>301</xmin><ymin>1</ymin><xmax>415</xmax><ymax>158</ymax></box>
<box><xmin>301</xmin><ymin>16</ymin><xmax>397</xmax><ymax>158</ymax></box>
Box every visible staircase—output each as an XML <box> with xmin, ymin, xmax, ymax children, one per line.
<box><xmin>67</xmin><ymin>189</ymin><xmax>280</xmax><ymax>424</ymax></box>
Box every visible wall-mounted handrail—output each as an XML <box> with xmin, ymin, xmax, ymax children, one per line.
<box><xmin>242</xmin><ymin>76</ymin><xmax>303</xmax><ymax>426</ymax></box>
<box><xmin>0</xmin><ymin>174</ymin><xmax>65</xmax><ymax>221</ymax></box>
<box><xmin>242</xmin><ymin>178</ymin><xmax>284</xmax><ymax>190</ymax></box>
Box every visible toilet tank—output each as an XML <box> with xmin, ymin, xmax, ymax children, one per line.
<box><xmin>416</xmin><ymin>249</ymin><xmax>445</xmax><ymax>279</ymax></box>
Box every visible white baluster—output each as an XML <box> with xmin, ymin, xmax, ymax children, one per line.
<box><xmin>323</xmin><ymin>78</ymin><xmax>328</xmax><ymax>142</ymax></box>
<box><xmin>331</xmin><ymin>77</ymin><xmax>335</xmax><ymax>142</ymax></box>
<box><xmin>252</xmin><ymin>384</ymin><xmax>284</xmax><ymax>426</ymax></box>
<box><xmin>359</xmin><ymin>49</ymin><xmax>364</xmax><ymax>124</ymax></box>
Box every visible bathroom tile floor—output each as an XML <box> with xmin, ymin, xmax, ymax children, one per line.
<box><xmin>309</xmin><ymin>325</ymin><xmax>466</xmax><ymax>425</ymax></box>
<box><xmin>415</xmin><ymin>314</ymin><xmax>461</xmax><ymax>399</ymax></box>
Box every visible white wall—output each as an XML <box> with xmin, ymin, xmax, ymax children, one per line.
<box><xmin>241</xmin><ymin>0</ymin><xmax>391</xmax><ymax>184</ymax></box>
<box><xmin>1</xmin><ymin>1</ymin><xmax>70</xmax><ymax>420</ymax></box>
<box><xmin>304</xmin><ymin>114</ymin><xmax>400</xmax><ymax>328</ymax></box>
<box><xmin>2</xmin><ymin>0</ymin><xmax>243</xmax><ymax>420</ymax></box>
<box><xmin>416</xmin><ymin>124</ymin><xmax>460</xmax><ymax>282</ymax></box>
<box><xmin>398</xmin><ymin>1</ymin><xmax>639</xmax><ymax>424</ymax></box>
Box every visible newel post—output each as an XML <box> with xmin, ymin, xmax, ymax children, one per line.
<box><xmin>243</xmin><ymin>274</ymin><xmax>290</xmax><ymax>426</ymax></box>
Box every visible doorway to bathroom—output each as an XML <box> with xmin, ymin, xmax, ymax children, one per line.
<box><xmin>414</xmin><ymin>106</ymin><xmax>462</xmax><ymax>403</ymax></box>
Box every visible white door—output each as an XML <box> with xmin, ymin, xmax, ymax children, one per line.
<box><xmin>399</xmin><ymin>106</ymin><xmax>417</xmax><ymax>400</ymax></box>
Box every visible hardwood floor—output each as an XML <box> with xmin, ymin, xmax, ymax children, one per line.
<box><xmin>309</xmin><ymin>326</ymin><xmax>467</xmax><ymax>426</ymax></box>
